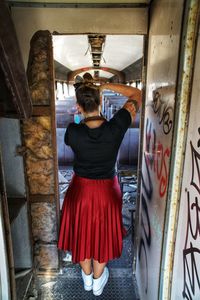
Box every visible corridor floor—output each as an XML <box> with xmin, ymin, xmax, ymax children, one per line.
<box><xmin>25</xmin><ymin>170</ymin><xmax>139</xmax><ymax>300</ymax></box>
<box><xmin>26</xmin><ymin>235</ymin><xmax>139</xmax><ymax>300</ymax></box>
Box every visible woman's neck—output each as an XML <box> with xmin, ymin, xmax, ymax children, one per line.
<box><xmin>82</xmin><ymin>110</ymin><xmax>105</xmax><ymax>128</ymax></box>
<box><xmin>83</xmin><ymin>110</ymin><xmax>100</xmax><ymax>118</ymax></box>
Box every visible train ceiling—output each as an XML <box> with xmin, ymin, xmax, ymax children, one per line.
<box><xmin>53</xmin><ymin>34</ymin><xmax>143</xmax><ymax>81</ymax></box>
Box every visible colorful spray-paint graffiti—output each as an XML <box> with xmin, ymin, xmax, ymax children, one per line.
<box><xmin>142</xmin><ymin>117</ymin><xmax>171</xmax><ymax>198</ymax></box>
<box><xmin>137</xmin><ymin>86</ymin><xmax>174</xmax><ymax>298</ymax></box>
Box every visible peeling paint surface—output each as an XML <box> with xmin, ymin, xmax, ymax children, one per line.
<box><xmin>23</xmin><ymin>117</ymin><xmax>54</xmax><ymax>194</ymax></box>
<box><xmin>34</xmin><ymin>244</ymin><xmax>59</xmax><ymax>270</ymax></box>
<box><xmin>31</xmin><ymin>202</ymin><xmax>57</xmax><ymax>243</ymax></box>
<box><xmin>22</xmin><ymin>31</ymin><xmax>59</xmax><ymax>272</ymax></box>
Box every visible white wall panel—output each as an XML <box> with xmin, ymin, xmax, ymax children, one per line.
<box><xmin>171</xmin><ymin>28</ymin><xmax>200</xmax><ymax>300</ymax></box>
<box><xmin>136</xmin><ymin>0</ymin><xmax>184</xmax><ymax>299</ymax></box>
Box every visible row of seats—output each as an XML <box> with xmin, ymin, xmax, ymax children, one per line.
<box><xmin>56</xmin><ymin>94</ymin><xmax>140</xmax><ymax>169</ymax></box>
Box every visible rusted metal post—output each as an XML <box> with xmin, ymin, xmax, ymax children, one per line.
<box><xmin>133</xmin><ymin>34</ymin><xmax>148</xmax><ymax>272</ymax></box>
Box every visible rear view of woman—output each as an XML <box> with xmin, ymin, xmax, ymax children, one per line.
<box><xmin>57</xmin><ymin>74</ymin><xmax>141</xmax><ymax>296</ymax></box>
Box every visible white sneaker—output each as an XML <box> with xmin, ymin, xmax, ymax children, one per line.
<box><xmin>81</xmin><ymin>269</ymin><xmax>93</xmax><ymax>291</ymax></box>
<box><xmin>93</xmin><ymin>267</ymin><xmax>109</xmax><ymax>296</ymax></box>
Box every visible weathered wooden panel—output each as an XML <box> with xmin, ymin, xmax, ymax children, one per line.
<box><xmin>23</xmin><ymin>117</ymin><xmax>54</xmax><ymax>194</ymax></box>
<box><xmin>29</xmin><ymin>195</ymin><xmax>55</xmax><ymax>203</ymax></box>
<box><xmin>34</xmin><ymin>244</ymin><xmax>59</xmax><ymax>270</ymax></box>
<box><xmin>22</xmin><ymin>31</ymin><xmax>59</xmax><ymax>272</ymax></box>
<box><xmin>27</xmin><ymin>31</ymin><xmax>52</xmax><ymax>105</ymax></box>
<box><xmin>31</xmin><ymin>202</ymin><xmax>57</xmax><ymax>243</ymax></box>
<box><xmin>135</xmin><ymin>0</ymin><xmax>184</xmax><ymax>299</ymax></box>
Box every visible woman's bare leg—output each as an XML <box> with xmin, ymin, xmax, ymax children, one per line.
<box><xmin>93</xmin><ymin>259</ymin><xmax>106</xmax><ymax>278</ymax></box>
<box><xmin>79</xmin><ymin>258</ymin><xmax>92</xmax><ymax>275</ymax></box>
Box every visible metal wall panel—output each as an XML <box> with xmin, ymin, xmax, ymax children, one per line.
<box><xmin>171</xmin><ymin>27</ymin><xmax>200</xmax><ymax>300</ymax></box>
<box><xmin>0</xmin><ymin>119</ymin><xmax>26</xmax><ymax>197</ymax></box>
<box><xmin>0</xmin><ymin>196</ymin><xmax>10</xmax><ymax>300</ymax></box>
<box><xmin>135</xmin><ymin>0</ymin><xmax>184</xmax><ymax>299</ymax></box>
<box><xmin>11</xmin><ymin>203</ymin><xmax>32</xmax><ymax>268</ymax></box>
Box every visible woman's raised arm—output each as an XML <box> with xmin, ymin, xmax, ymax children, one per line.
<box><xmin>100</xmin><ymin>83</ymin><xmax>142</xmax><ymax>121</ymax></box>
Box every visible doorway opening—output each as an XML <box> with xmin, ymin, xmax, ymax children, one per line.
<box><xmin>53</xmin><ymin>33</ymin><xmax>144</xmax><ymax>271</ymax></box>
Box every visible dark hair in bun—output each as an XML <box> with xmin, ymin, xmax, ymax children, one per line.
<box><xmin>75</xmin><ymin>85</ymin><xmax>100</xmax><ymax>113</ymax></box>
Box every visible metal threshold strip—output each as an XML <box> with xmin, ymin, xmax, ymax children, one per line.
<box><xmin>8</xmin><ymin>1</ymin><xmax>148</xmax><ymax>8</ymax></box>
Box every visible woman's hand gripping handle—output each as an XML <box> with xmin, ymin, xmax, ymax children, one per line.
<box><xmin>100</xmin><ymin>83</ymin><xmax>142</xmax><ymax>122</ymax></box>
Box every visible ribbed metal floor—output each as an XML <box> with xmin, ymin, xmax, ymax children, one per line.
<box><xmin>26</xmin><ymin>236</ymin><xmax>139</xmax><ymax>300</ymax></box>
<box><xmin>37</xmin><ymin>268</ymin><xmax>139</xmax><ymax>300</ymax></box>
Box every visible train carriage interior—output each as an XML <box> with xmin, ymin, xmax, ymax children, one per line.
<box><xmin>53</xmin><ymin>34</ymin><xmax>143</xmax><ymax>299</ymax></box>
<box><xmin>0</xmin><ymin>0</ymin><xmax>200</xmax><ymax>300</ymax></box>
<box><xmin>54</xmin><ymin>33</ymin><xmax>142</xmax><ymax>228</ymax></box>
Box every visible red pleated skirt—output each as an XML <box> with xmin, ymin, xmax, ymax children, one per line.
<box><xmin>57</xmin><ymin>174</ymin><xmax>127</xmax><ymax>263</ymax></box>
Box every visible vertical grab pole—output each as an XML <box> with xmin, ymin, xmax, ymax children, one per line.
<box><xmin>133</xmin><ymin>33</ymin><xmax>149</xmax><ymax>272</ymax></box>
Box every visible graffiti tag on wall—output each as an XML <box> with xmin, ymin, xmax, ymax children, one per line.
<box><xmin>152</xmin><ymin>90</ymin><xmax>174</xmax><ymax>135</ymax></box>
<box><xmin>182</xmin><ymin>129</ymin><xmax>200</xmax><ymax>299</ymax></box>
<box><xmin>138</xmin><ymin>87</ymin><xmax>173</xmax><ymax>293</ymax></box>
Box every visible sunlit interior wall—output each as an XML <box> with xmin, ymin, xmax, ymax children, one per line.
<box><xmin>11</xmin><ymin>7</ymin><xmax>148</xmax><ymax>68</ymax></box>
<box><xmin>135</xmin><ymin>0</ymin><xmax>184</xmax><ymax>299</ymax></box>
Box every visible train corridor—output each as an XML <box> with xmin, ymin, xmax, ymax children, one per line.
<box><xmin>0</xmin><ymin>1</ymin><xmax>200</xmax><ymax>300</ymax></box>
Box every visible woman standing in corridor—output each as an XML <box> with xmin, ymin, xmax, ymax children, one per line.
<box><xmin>57</xmin><ymin>73</ymin><xmax>141</xmax><ymax>296</ymax></box>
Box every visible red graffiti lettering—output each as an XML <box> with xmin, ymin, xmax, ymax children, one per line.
<box><xmin>144</xmin><ymin>119</ymin><xmax>170</xmax><ymax>198</ymax></box>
